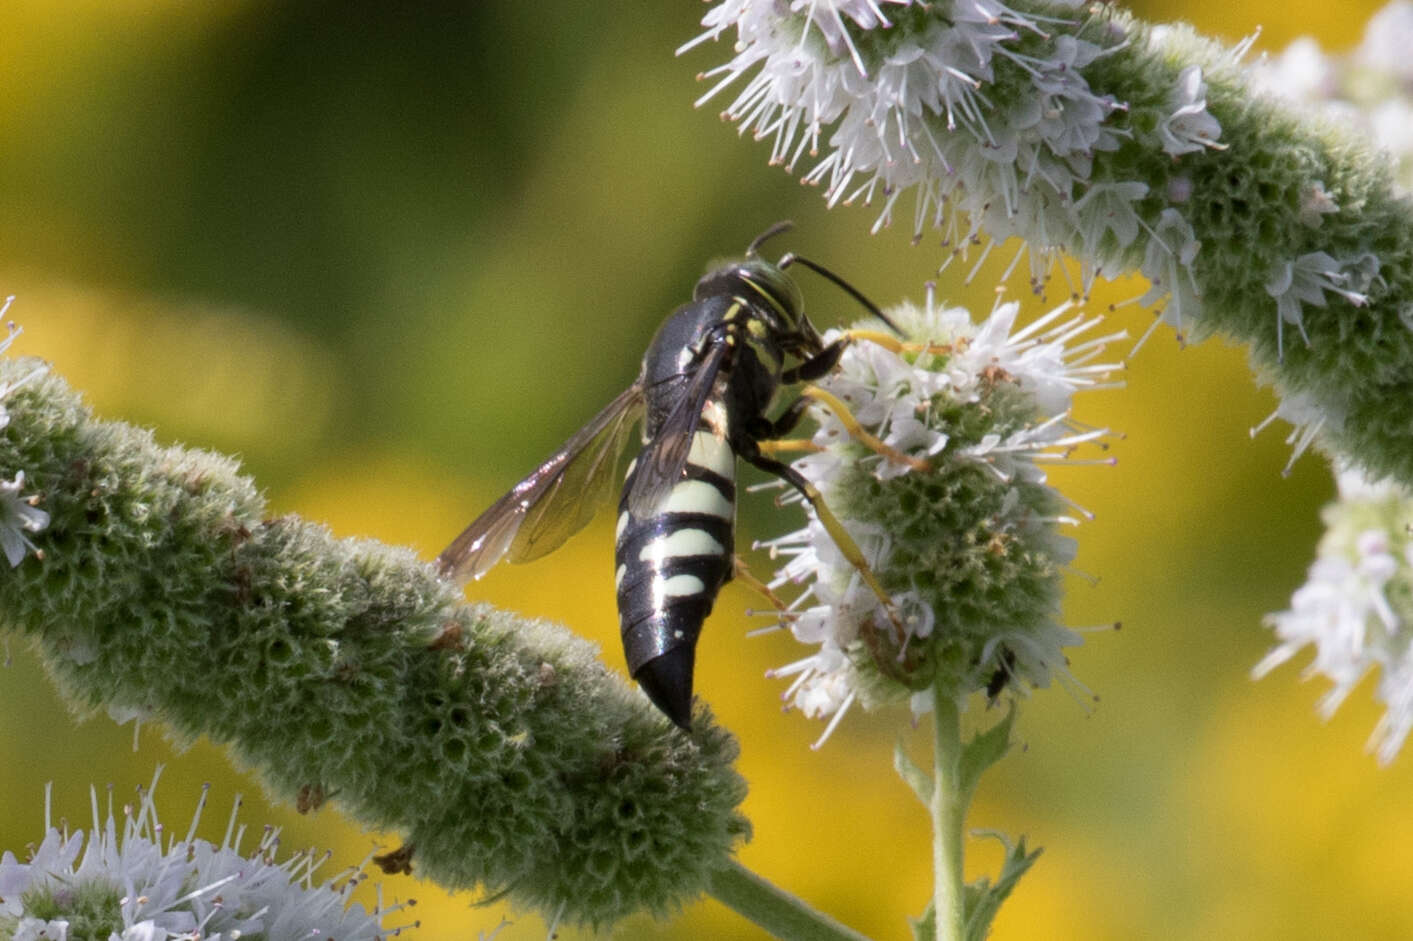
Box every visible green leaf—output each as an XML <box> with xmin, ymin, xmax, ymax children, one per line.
<box><xmin>963</xmin><ymin>831</ymin><xmax>1043</xmax><ymax>941</ymax></box>
<box><xmin>910</xmin><ymin>899</ymin><xmax>935</xmax><ymax>941</ymax></box>
<box><xmin>894</xmin><ymin>736</ymin><xmax>933</xmax><ymax>805</ymax></box>
<box><xmin>958</xmin><ymin>702</ymin><xmax>1016</xmax><ymax>803</ymax></box>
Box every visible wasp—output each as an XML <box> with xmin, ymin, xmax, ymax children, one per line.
<box><xmin>436</xmin><ymin>223</ymin><xmax>902</xmax><ymax>730</ymax></box>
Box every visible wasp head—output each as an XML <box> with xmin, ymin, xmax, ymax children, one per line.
<box><xmin>695</xmin><ymin>255</ymin><xmax>806</xmax><ymax>319</ymax></box>
<box><xmin>695</xmin><ymin>222</ymin><xmax>816</xmax><ymax>347</ymax></box>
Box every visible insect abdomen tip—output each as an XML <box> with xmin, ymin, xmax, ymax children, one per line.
<box><xmin>633</xmin><ymin>646</ymin><xmax>696</xmax><ymax>731</ymax></box>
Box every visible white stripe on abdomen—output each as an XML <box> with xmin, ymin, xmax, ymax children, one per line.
<box><xmin>638</xmin><ymin>527</ymin><xmax>727</xmax><ymax>564</ymax></box>
<box><xmin>658</xmin><ymin>479</ymin><xmax>732</xmax><ymax>519</ymax></box>
<box><xmin>686</xmin><ymin>428</ymin><xmax>735</xmax><ymax>478</ymax></box>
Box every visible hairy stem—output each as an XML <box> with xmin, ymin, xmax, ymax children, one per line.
<box><xmin>931</xmin><ymin>688</ymin><xmax>965</xmax><ymax>941</ymax></box>
<box><xmin>709</xmin><ymin>860</ymin><xmax>874</xmax><ymax>941</ymax></box>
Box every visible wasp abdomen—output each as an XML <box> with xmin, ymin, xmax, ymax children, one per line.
<box><xmin>615</xmin><ymin>428</ymin><xmax>736</xmax><ymax>728</ymax></box>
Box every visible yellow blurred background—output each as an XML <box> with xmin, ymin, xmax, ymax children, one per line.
<box><xmin>1</xmin><ymin>1</ymin><xmax>1407</xmax><ymax>938</ymax></box>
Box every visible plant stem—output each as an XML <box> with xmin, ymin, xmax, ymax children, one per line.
<box><xmin>709</xmin><ymin>859</ymin><xmax>874</xmax><ymax>941</ymax></box>
<box><xmin>931</xmin><ymin>686</ymin><xmax>965</xmax><ymax>941</ymax></box>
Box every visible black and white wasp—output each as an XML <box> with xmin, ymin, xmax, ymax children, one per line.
<box><xmin>437</xmin><ymin>223</ymin><xmax>900</xmax><ymax>729</ymax></box>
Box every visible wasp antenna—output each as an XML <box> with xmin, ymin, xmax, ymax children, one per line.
<box><xmin>747</xmin><ymin>220</ymin><xmax>795</xmax><ymax>257</ymax></box>
<box><xmin>778</xmin><ymin>253</ymin><xmax>905</xmax><ymax>337</ymax></box>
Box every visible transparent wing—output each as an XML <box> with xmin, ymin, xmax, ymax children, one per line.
<box><xmin>626</xmin><ymin>340</ymin><xmax>730</xmax><ymax>518</ymax></box>
<box><xmin>436</xmin><ymin>383</ymin><xmax>644</xmax><ymax>583</ymax></box>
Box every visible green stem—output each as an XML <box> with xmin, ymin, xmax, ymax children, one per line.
<box><xmin>709</xmin><ymin>860</ymin><xmax>874</xmax><ymax>941</ymax></box>
<box><xmin>931</xmin><ymin>686</ymin><xmax>966</xmax><ymax>941</ymax></box>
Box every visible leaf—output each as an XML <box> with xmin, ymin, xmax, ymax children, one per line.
<box><xmin>894</xmin><ymin>736</ymin><xmax>933</xmax><ymax>805</ymax></box>
<box><xmin>910</xmin><ymin>900</ymin><xmax>935</xmax><ymax>941</ymax></box>
<box><xmin>958</xmin><ymin>702</ymin><xmax>1016</xmax><ymax>803</ymax></box>
<box><xmin>963</xmin><ymin>831</ymin><xmax>1043</xmax><ymax>941</ymax></box>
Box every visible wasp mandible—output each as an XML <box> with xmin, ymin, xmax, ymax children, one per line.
<box><xmin>437</xmin><ymin>223</ymin><xmax>902</xmax><ymax>729</ymax></box>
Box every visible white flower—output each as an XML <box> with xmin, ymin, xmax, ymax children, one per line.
<box><xmin>1297</xmin><ymin>181</ymin><xmax>1340</xmax><ymax>228</ymax></box>
<box><xmin>0</xmin><ymin>471</ymin><xmax>48</xmax><ymax>568</ymax></box>
<box><xmin>0</xmin><ymin>772</ymin><xmax>399</xmax><ymax>940</ymax></box>
<box><xmin>1368</xmin><ymin>98</ymin><xmax>1413</xmax><ymax>166</ymax></box>
<box><xmin>1264</xmin><ymin>251</ymin><xmax>1373</xmax><ymax>359</ymax></box>
<box><xmin>1069</xmin><ymin>180</ymin><xmax>1150</xmax><ymax>265</ymax></box>
<box><xmin>1</xmin><ymin>313</ymin><xmax>53</xmax><ymax>568</ymax></box>
<box><xmin>1</xmin><ymin>311</ymin><xmax>48</xmax><ymax>434</ymax></box>
<box><xmin>1356</xmin><ymin>1</ymin><xmax>1413</xmax><ymax>80</ymax></box>
<box><xmin>1249</xmin><ymin>4</ymin><xmax>1413</xmax><ymax>192</ymax></box>
<box><xmin>12</xmin><ymin>918</ymin><xmax>68</xmax><ymax>941</ymax></box>
<box><xmin>1158</xmin><ymin>65</ymin><xmax>1224</xmax><ymax>156</ymax></box>
<box><xmin>1137</xmin><ymin>208</ymin><xmax>1204</xmax><ymax>343</ymax></box>
<box><xmin>1249</xmin><ymin>37</ymin><xmax>1337</xmax><ymax>104</ymax></box>
<box><xmin>683</xmin><ymin>0</ymin><xmax>1124</xmax><ymax>269</ymax></box>
<box><xmin>1249</xmin><ymin>388</ymin><xmax>1345</xmax><ymax>477</ymax></box>
<box><xmin>1256</xmin><ymin>465</ymin><xmax>1413</xmax><ymax>764</ymax></box>
<box><xmin>0</xmin><ymin>303</ymin><xmax>18</xmax><ymax>359</ymax></box>
<box><xmin>757</xmin><ymin>290</ymin><xmax>1121</xmax><ymax>745</ymax></box>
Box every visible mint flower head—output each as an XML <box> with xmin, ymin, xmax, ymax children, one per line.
<box><xmin>0</xmin><ymin>359</ymin><xmax>750</xmax><ymax>931</ymax></box>
<box><xmin>1256</xmin><ymin>465</ymin><xmax>1413</xmax><ymax>765</ymax></box>
<box><xmin>685</xmin><ymin>0</ymin><xmax>1132</xmax><ymax>251</ymax></box>
<box><xmin>0</xmin><ymin>774</ymin><xmax>400</xmax><ymax>940</ymax></box>
<box><xmin>686</xmin><ymin>1</ymin><xmax>1413</xmax><ymax>494</ymax></box>
<box><xmin>758</xmin><ymin>291</ymin><xmax>1122</xmax><ymax>745</ymax></box>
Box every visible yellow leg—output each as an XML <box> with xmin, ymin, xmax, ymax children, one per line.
<box><xmin>840</xmin><ymin>328</ymin><xmax>959</xmax><ymax>358</ymax></box>
<box><xmin>732</xmin><ymin>554</ymin><xmax>791</xmax><ymax>615</ymax></box>
<box><xmin>841</xmin><ymin>328</ymin><xmax>902</xmax><ymax>352</ymax></box>
<box><xmin>745</xmin><ymin>444</ymin><xmax>907</xmax><ymax>636</ymax></box>
<box><xmin>756</xmin><ymin>438</ymin><xmax>825</xmax><ymax>456</ymax></box>
<box><xmin>801</xmin><ymin>384</ymin><xmax>932</xmax><ymax>472</ymax></box>
<box><xmin>792</xmin><ymin>477</ymin><xmax>907</xmax><ymax>636</ymax></box>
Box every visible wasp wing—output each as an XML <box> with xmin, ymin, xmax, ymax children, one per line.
<box><xmin>436</xmin><ymin>382</ymin><xmax>645</xmax><ymax>583</ymax></box>
<box><xmin>626</xmin><ymin>339</ymin><xmax>730</xmax><ymax>519</ymax></box>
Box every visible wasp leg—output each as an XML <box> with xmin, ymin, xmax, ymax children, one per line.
<box><xmin>788</xmin><ymin>330</ymin><xmax>958</xmax><ymax>373</ymax></box>
<box><xmin>739</xmin><ymin>442</ymin><xmax>906</xmax><ymax>634</ymax></box>
<box><xmin>748</xmin><ymin>394</ymin><xmax>812</xmax><ymax>442</ymax></box>
<box><xmin>839</xmin><ymin>328</ymin><xmax>959</xmax><ymax>358</ymax></box>
<box><xmin>781</xmin><ymin>337</ymin><xmax>848</xmax><ymax>384</ymax></box>
<box><xmin>755</xmin><ymin>438</ymin><xmax>824</xmax><ymax>456</ymax></box>
<box><xmin>745</xmin><ymin>401</ymin><xmax>826</xmax><ymax>458</ymax></box>
<box><xmin>799</xmin><ymin>384</ymin><xmax>932</xmax><ymax>472</ymax></box>
<box><xmin>781</xmin><ymin>339</ymin><xmax>933</xmax><ymax>471</ymax></box>
<box><xmin>842</xmin><ymin>327</ymin><xmax>902</xmax><ymax>352</ymax></box>
<box><xmin>743</xmin><ymin>397</ymin><xmax>819</xmax><ymax>462</ymax></box>
<box><xmin>732</xmin><ymin>553</ymin><xmax>790</xmax><ymax>614</ymax></box>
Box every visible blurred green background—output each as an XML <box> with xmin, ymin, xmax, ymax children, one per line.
<box><xmin>1</xmin><ymin>1</ymin><xmax>1408</xmax><ymax>938</ymax></box>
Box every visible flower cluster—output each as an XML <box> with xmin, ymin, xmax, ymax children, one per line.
<box><xmin>685</xmin><ymin>2</ymin><xmax>1413</xmax><ymax>489</ymax></box>
<box><xmin>1256</xmin><ymin>465</ymin><xmax>1413</xmax><ymax>765</ymax></box>
<box><xmin>0</xmin><ymin>774</ymin><xmax>401</xmax><ymax>940</ymax></box>
<box><xmin>0</xmin><ymin>314</ymin><xmax>50</xmax><ymax>568</ymax></box>
<box><xmin>681</xmin><ymin>2</ymin><xmax>1226</xmax><ymax>293</ymax></box>
<box><xmin>0</xmin><ymin>363</ymin><xmax>751</xmax><ymax>928</ymax></box>
<box><xmin>1238</xmin><ymin>1</ymin><xmax>1413</xmax><ymax>764</ymax></box>
<box><xmin>759</xmin><ymin>291</ymin><xmax>1121</xmax><ymax>744</ymax></box>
